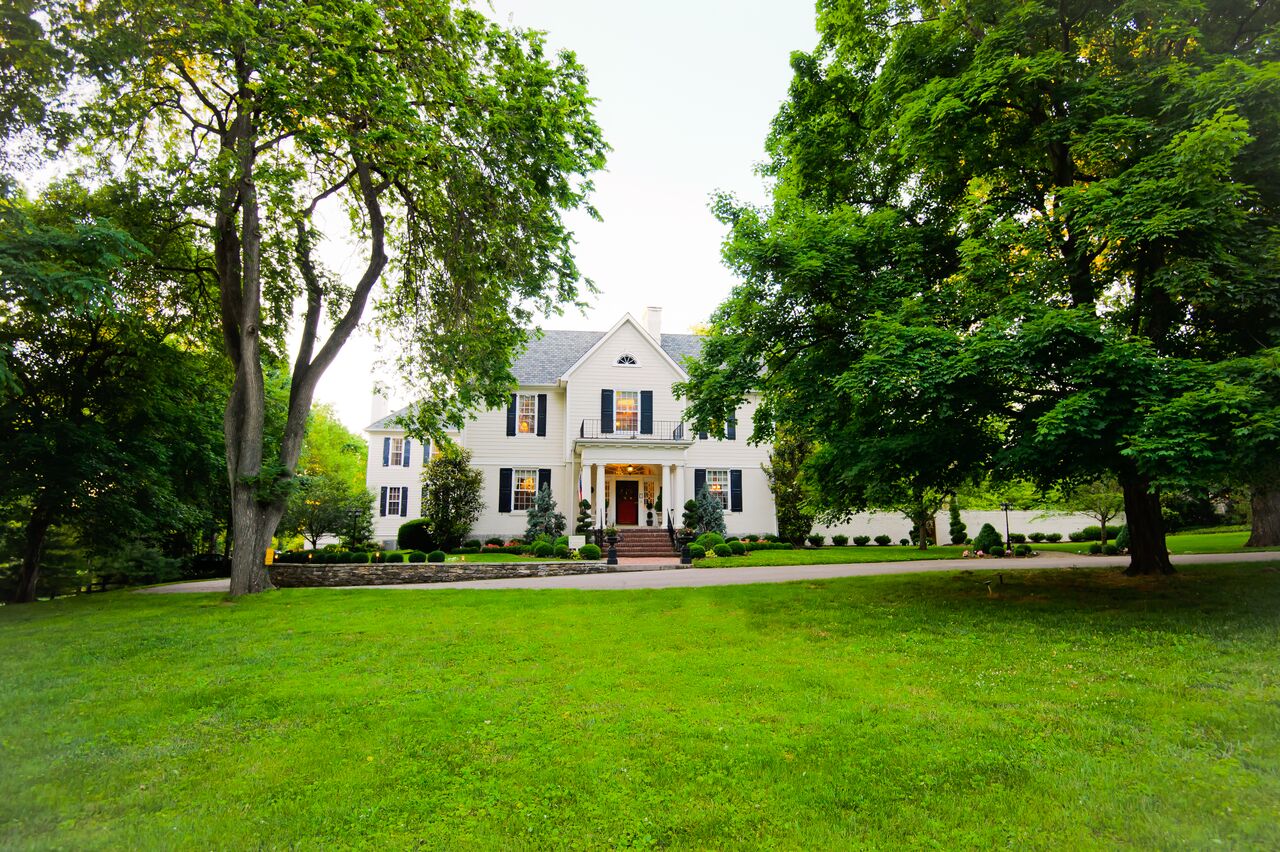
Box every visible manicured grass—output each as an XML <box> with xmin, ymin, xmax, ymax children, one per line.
<box><xmin>700</xmin><ymin>544</ymin><xmax>963</xmax><ymax>568</ymax></box>
<box><xmin>1034</xmin><ymin>530</ymin><xmax>1280</xmax><ymax>555</ymax></box>
<box><xmin>445</xmin><ymin>552</ymin><xmax>546</xmax><ymax>563</ymax></box>
<box><xmin>3</xmin><ymin>564</ymin><xmax>1280</xmax><ymax>848</ymax></box>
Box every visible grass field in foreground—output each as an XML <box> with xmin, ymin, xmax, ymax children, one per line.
<box><xmin>3</xmin><ymin>564</ymin><xmax>1279</xmax><ymax>849</ymax></box>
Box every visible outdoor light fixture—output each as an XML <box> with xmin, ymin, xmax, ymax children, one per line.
<box><xmin>1000</xmin><ymin>501</ymin><xmax>1012</xmax><ymax>554</ymax></box>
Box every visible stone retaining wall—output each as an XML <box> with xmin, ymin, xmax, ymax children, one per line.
<box><xmin>269</xmin><ymin>560</ymin><xmax>614</xmax><ymax>588</ymax></box>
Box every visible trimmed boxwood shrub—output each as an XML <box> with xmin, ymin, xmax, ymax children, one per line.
<box><xmin>532</xmin><ymin>541</ymin><xmax>554</xmax><ymax>558</ymax></box>
<box><xmin>407</xmin><ymin>550</ymin><xmax>427</xmax><ymax>563</ymax></box>
<box><xmin>554</xmin><ymin>544</ymin><xmax>571</xmax><ymax>559</ymax></box>
<box><xmin>742</xmin><ymin>534</ymin><xmax>759</xmax><ymax>542</ymax></box>
<box><xmin>713</xmin><ymin>543</ymin><xmax>732</xmax><ymax>557</ymax></box>
<box><xmin>741</xmin><ymin>542</ymin><xmax>794</xmax><ymax>552</ymax></box>
<box><xmin>1046</xmin><ymin>532</ymin><xmax>1063</xmax><ymax>542</ymax></box>
<box><xmin>1068</xmin><ymin>531</ymin><xmax>1086</xmax><ymax>542</ymax></box>
<box><xmin>1079</xmin><ymin>525</ymin><xmax>1122</xmax><ymax>541</ymax></box>
<box><xmin>696</xmin><ymin>532</ymin><xmax>725</xmax><ymax>549</ymax></box>
<box><xmin>763</xmin><ymin>533</ymin><xmax>780</xmax><ymax>542</ymax></box>
<box><xmin>728</xmin><ymin>541</ymin><xmax>746</xmax><ymax>555</ymax></box>
<box><xmin>807</xmin><ymin>534</ymin><xmax>825</xmax><ymax>547</ymax></box>
<box><xmin>853</xmin><ymin>535</ymin><xmax>871</xmax><ymax>547</ymax></box>
<box><xmin>725</xmin><ymin>535</ymin><xmax>739</xmax><ymax>542</ymax></box>
<box><xmin>688</xmin><ymin>544</ymin><xmax>706</xmax><ymax>559</ymax></box>
<box><xmin>1102</xmin><ymin>543</ymin><xmax>1119</xmax><ymax>555</ymax></box>
<box><xmin>462</xmin><ymin>539</ymin><xmax>481</xmax><ymax>549</ymax></box>
<box><xmin>427</xmin><ymin>550</ymin><xmax>446</xmax><ymax>563</ymax></box>
<box><xmin>579</xmin><ymin>543</ymin><xmax>602</xmax><ymax>560</ymax></box>
<box><xmin>899</xmin><ymin>538</ymin><xmax>910</xmax><ymax>546</ymax></box>
<box><xmin>1014</xmin><ymin>544</ymin><xmax>1031</xmax><ymax>557</ymax></box>
<box><xmin>484</xmin><ymin>536</ymin><xmax>504</xmax><ymax>546</ymax></box>
<box><xmin>397</xmin><ymin>518</ymin><xmax>437</xmax><ymax>552</ymax></box>
<box><xmin>1088</xmin><ymin>543</ymin><xmax>1103</xmax><ymax>555</ymax></box>
<box><xmin>1028</xmin><ymin>532</ymin><xmax>1046</xmax><ymax>543</ymax></box>
<box><xmin>1008</xmin><ymin>533</ymin><xmax>1027</xmax><ymax>544</ymax></box>
<box><xmin>990</xmin><ymin>545</ymin><xmax>1005</xmax><ymax>557</ymax></box>
<box><xmin>831</xmin><ymin>535</ymin><xmax>849</xmax><ymax>546</ymax></box>
<box><xmin>873</xmin><ymin>535</ymin><xmax>892</xmax><ymax>546</ymax></box>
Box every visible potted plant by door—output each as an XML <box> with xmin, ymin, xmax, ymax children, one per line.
<box><xmin>603</xmin><ymin>526</ymin><xmax>620</xmax><ymax>566</ymax></box>
<box><xmin>645</xmin><ymin>498</ymin><xmax>655</xmax><ymax>527</ymax></box>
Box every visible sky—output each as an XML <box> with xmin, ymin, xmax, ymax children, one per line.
<box><xmin>313</xmin><ymin>0</ymin><xmax>820</xmax><ymax>432</ymax></box>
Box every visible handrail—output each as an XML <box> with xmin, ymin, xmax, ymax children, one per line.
<box><xmin>578</xmin><ymin>419</ymin><xmax>689</xmax><ymax>441</ymax></box>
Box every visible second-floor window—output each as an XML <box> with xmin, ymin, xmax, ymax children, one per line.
<box><xmin>516</xmin><ymin>393</ymin><xmax>537</xmax><ymax>434</ymax></box>
<box><xmin>615</xmin><ymin>390</ymin><xmax>639</xmax><ymax>432</ymax></box>
<box><xmin>390</xmin><ymin>437</ymin><xmax>404</xmax><ymax>466</ymax></box>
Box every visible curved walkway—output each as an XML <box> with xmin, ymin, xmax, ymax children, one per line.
<box><xmin>140</xmin><ymin>551</ymin><xmax>1280</xmax><ymax>594</ymax></box>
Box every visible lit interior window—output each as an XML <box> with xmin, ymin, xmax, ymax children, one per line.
<box><xmin>513</xmin><ymin>469</ymin><xmax>538</xmax><ymax>510</ymax></box>
<box><xmin>517</xmin><ymin>393</ymin><xmax>537</xmax><ymax>434</ymax></box>
<box><xmin>707</xmin><ymin>469</ymin><xmax>729</xmax><ymax>509</ymax></box>
<box><xmin>615</xmin><ymin>391</ymin><xmax>639</xmax><ymax>432</ymax></box>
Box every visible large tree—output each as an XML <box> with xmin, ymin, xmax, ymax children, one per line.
<box><xmin>680</xmin><ymin>0</ymin><xmax>1280</xmax><ymax>575</ymax></box>
<box><xmin>0</xmin><ymin>180</ymin><xmax>229</xmax><ymax>602</ymax></box>
<box><xmin>28</xmin><ymin>0</ymin><xmax>606</xmax><ymax>594</ymax></box>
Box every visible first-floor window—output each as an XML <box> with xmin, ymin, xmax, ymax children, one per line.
<box><xmin>387</xmin><ymin>486</ymin><xmax>402</xmax><ymax>516</ymax></box>
<box><xmin>707</xmin><ymin>469</ymin><xmax>729</xmax><ymax>510</ymax></box>
<box><xmin>513</xmin><ymin>468</ymin><xmax>539</xmax><ymax>510</ymax></box>
<box><xmin>390</xmin><ymin>437</ymin><xmax>404</xmax><ymax>466</ymax></box>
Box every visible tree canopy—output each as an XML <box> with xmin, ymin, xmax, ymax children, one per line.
<box><xmin>679</xmin><ymin>0</ymin><xmax>1280</xmax><ymax>574</ymax></box>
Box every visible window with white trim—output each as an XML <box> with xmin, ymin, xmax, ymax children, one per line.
<box><xmin>616</xmin><ymin>353</ymin><xmax>638</xmax><ymax>366</ymax></box>
<box><xmin>386</xmin><ymin>486</ymin><xmax>402</xmax><ymax>516</ymax></box>
<box><xmin>707</xmin><ymin>469</ymin><xmax>729</xmax><ymax>510</ymax></box>
<box><xmin>390</xmin><ymin>437</ymin><xmax>404</xmax><ymax>466</ymax></box>
<box><xmin>513</xmin><ymin>468</ymin><xmax>539</xmax><ymax>510</ymax></box>
<box><xmin>614</xmin><ymin>390</ymin><xmax>639</xmax><ymax>432</ymax></box>
<box><xmin>516</xmin><ymin>393</ymin><xmax>537</xmax><ymax>435</ymax></box>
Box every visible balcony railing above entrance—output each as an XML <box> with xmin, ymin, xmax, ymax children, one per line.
<box><xmin>578</xmin><ymin>419</ymin><xmax>690</xmax><ymax>442</ymax></box>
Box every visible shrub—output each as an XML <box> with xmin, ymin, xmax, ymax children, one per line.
<box><xmin>463</xmin><ymin>539</ymin><xmax>481</xmax><ymax>549</ymax></box>
<box><xmin>1008</xmin><ymin>532</ymin><xmax>1027</xmax><ymax>544</ymax></box>
<box><xmin>452</xmin><ymin>546</ymin><xmax>481</xmax><ymax>554</ymax></box>
<box><xmin>695</xmin><ymin>532</ymin><xmax>725</xmax><ymax>550</ymax></box>
<box><xmin>407</xmin><ymin>550</ymin><xmax>426</xmax><ymax>563</ymax></box>
<box><xmin>874</xmin><ymin>535</ymin><xmax>892</xmax><ymax>546</ymax></box>
<box><xmin>1014</xmin><ymin>544</ymin><xmax>1031</xmax><ymax>557</ymax></box>
<box><xmin>725</xmin><ymin>535</ymin><xmax>739</xmax><ymax>542</ymax></box>
<box><xmin>1114</xmin><ymin>525</ymin><xmax>1130</xmax><ymax>551</ymax></box>
<box><xmin>1103</xmin><ymin>543</ymin><xmax>1119</xmax><ymax>555</ymax></box>
<box><xmin>807</xmin><ymin>534</ymin><xmax>825</xmax><ymax>547</ymax></box>
<box><xmin>485</xmin><ymin>536</ymin><xmax>504</xmax><ymax>546</ymax></box>
<box><xmin>742</xmin><ymin>541</ymin><xmax>795</xmax><ymax>552</ymax></box>
<box><xmin>397</xmin><ymin>518</ymin><xmax>437</xmax><ymax>552</ymax></box>
<box><xmin>1079</xmin><ymin>524</ymin><xmax>1123</xmax><ymax>541</ymax></box>
<box><xmin>694</xmin><ymin>485</ymin><xmax>727</xmax><ymax>536</ymax></box>
<box><xmin>899</xmin><ymin>538</ymin><xmax>910</xmax><ymax>546</ymax></box>
<box><xmin>1028</xmin><ymin>532</ymin><xmax>1046</xmax><ymax>542</ymax></box>
<box><xmin>532</xmin><ymin>541</ymin><xmax>554</xmax><ymax>558</ymax></box>
<box><xmin>554</xmin><ymin>535</ymin><xmax>569</xmax><ymax>547</ymax></box>
<box><xmin>579</xmin><ymin>544</ymin><xmax>602</xmax><ymax>560</ymax></box>
<box><xmin>1088</xmin><ymin>543</ymin><xmax>1103</xmax><ymax>555</ymax></box>
<box><xmin>948</xmin><ymin>500</ymin><xmax>968</xmax><ymax>544</ymax></box>
<box><xmin>554</xmin><ymin>544</ymin><xmax>570</xmax><ymax>559</ymax></box>
<box><xmin>713</xmin><ymin>543</ymin><xmax>732</xmax><ymax>557</ymax></box>
<box><xmin>1068</xmin><ymin>531</ymin><xmax>1086</xmax><ymax>542</ymax></box>
<box><xmin>728</xmin><ymin>541</ymin><xmax>746</xmax><ymax>555</ymax></box>
<box><xmin>990</xmin><ymin>545</ymin><xmax>1005</xmax><ymax>557</ymax></box>
<box><xmin>427</xmin><ymin>550</ymin><xmax>446</xmax><ymax>563</ymax></box>
<box><xmin>688</xmin><ymin>544</ymin><xmax>706</xmax><ymax>559</ymax></box>
<box><xmin>422</xmin><ymin>446</ymin><xmax>485</xmax><ymax>550</ymax></box>
<box><xmin>742</xmin><ymin>534</ymin><xmax>759</xmax><ymax>542</ymax></box>
<box><xmin>831</xmin><ymin>534</ymin><xmax>849</xmax><ymax>546</ymax></box>
<box><xmin>853</xmin><ymin>535</ymin><xmax>871</xmax><ymax>546</ymax></box>
<box><xmin>763</xmin><ymin>533</ymin><xmax>780</xmax><ymax>543</ymax></box>
<box><xmin>1046</xmin><ymin>533</ymin><xmax>1063</xmax><ymax>542</ymax></box>
<box><xmin>972</xmin><ymin>523</ymin><xmax>1002</xmax><ymax>553</ymax></box>
<box><xmin>575</xmin><ymin>498</ymin><xmax>594</xmax><ymax>536</ymax></box>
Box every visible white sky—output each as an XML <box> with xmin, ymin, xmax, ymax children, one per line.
<box><xmin>312</xmin><ymin>0</ymin><xmax>819</xmax><ymax>432</ymax></box>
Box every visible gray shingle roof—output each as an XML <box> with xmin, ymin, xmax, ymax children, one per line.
<box><xmin>367</xmin><ymin>326</ymin><xmax>703</xmax><ymax>431</ymax></box>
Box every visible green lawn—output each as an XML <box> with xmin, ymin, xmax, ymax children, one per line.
<box><xmin>446</xmin><ymin>552</ymin><xmax>545</xmax><ymax>563</ymax></box>
<box><xmin>3</xmin><ymin>565</ymin><xmax>1279</xmax><ymax>848</ymax></box>
<box><xmin>1034</xmin><ymin>530</ymin><xmax>1279</xmax><ymax>556</ymax></box>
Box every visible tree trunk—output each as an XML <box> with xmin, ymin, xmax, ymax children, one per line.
<box><xmin>1121</xmin><ymin>477</ymin><xmax>1173</xmax><ymax>575</ymax></box>
<box><xmin>1245</xmin><ymin>486</ymin><xmax>1280</xmax><ymax>547</ymax></box>
<box><xmin>10</xmin><ymin>502</ymin><xmax>54</xmax><ymax>603</ymax></box>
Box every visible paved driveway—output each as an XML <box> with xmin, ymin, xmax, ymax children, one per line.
<box><xmin>139</xmin><ymin>551</ymin><xmax>1280</xmax><ymax>594</ymax></box>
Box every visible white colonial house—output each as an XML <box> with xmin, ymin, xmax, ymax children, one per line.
<box><xmin>365</xmin><ymin>307</ymin><xmax>1100</xmax><ymax>549</ymax></box>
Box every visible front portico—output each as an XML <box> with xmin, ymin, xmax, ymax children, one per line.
<box><xmin>576</xmin><ymin>431</ymin><xmax>692</xmax><ymax>529</ymax></box>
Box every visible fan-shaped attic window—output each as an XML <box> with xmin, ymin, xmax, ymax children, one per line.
<box><xmin>616</xmin><ymin>353</ymin><xmax>638</xmax><ymax>366</ymax></box>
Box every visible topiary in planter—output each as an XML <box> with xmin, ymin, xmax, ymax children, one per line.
<box><xmin>427</xmin><ymin>550</ymin><xmax>446</xmax><ymax>563</ymax></box>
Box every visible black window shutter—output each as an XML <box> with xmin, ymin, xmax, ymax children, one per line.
<box><xmin>400</xmin><ymin>486</ymin><xmax>409</xmax><ymax>516</ymax></box>
<box><xmin>694</xmin><ymin>468</ymin><xmax>706</xmax><ymax>496</ymax></box>
<box><xmin>640</xmin><ymin>390</ymin><xmax>653</xmax><ymax>434</ymax></box>
<box><xmin>498</xmin><ymin>468</ymin><xmax>513</xmax><ymax>513</ymax></box>
<box><xmin>379</xmin><ymin>486</ymin><xmax>387</xmax><ymax>517</ymax></box>
<box><xmin>600</xmin><ymin>389</ymin><xmax>614</xmax><ymax>433</ymax></box>
<box><xmin>730</xmin><ymin>469</ymin><xmax>743</xmax><ymax>512</ymax></box>
<box><xmin>538</xmin><ymin>469</ymin><xmax>552</xmax><ymax>493</ymax></box>
<box><xmin>403</xmin><ymin>438</ymin><xmax>412</xmax><ymax>466</ymax></box>
<box><xmin>382</xmin><ymin>437</ymin><xmax>390</xmax><ymax>466</ymax></box>
<box><xmin>536</xmin><ymin>393</ymin><xmax>548</xmax><ymax>437</ymax></box>
<box><xmin>698</xmin><ymin>430</ymin><xmax>708</xmax><ymax>441</ymax></box>
<box><xmin>424</xmin><ymin>441</ymin><xmax>430</xmax><ymax>465</ymax></box>
<box><xmin>726</xmin><ymin>414</ymin><xmax>737</xmax><ymax>441</ymax></box>
<box><xmin>506</xmin><ymin>394</ymin><xmax>517</xmax><ymax>436</ymax></box>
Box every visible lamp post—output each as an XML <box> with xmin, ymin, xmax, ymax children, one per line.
<box><xmin>999</xmin><ymin>501</ymin><xmax>1012</xmax><ymax>556</ymax></box>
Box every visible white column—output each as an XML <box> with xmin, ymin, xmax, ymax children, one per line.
<box><xmin>674</xmin><ymin>464</ymin><xmax>685</xmax><ymax>525</ymax></box>
<box><xmin>660</xmin><ymin>464</ymin><xmax>672</xmax><ymax>527</ymax></box>
<box><xmin>594</xmin><ymin>463</ymin><xmax>606</xmax><ymax>529</ymax></box>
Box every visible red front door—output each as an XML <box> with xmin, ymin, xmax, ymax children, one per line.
<box><xmin>616</xmin><ymin>480</ymin><xmax>639</xmax><ymax>525</ymax></box>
